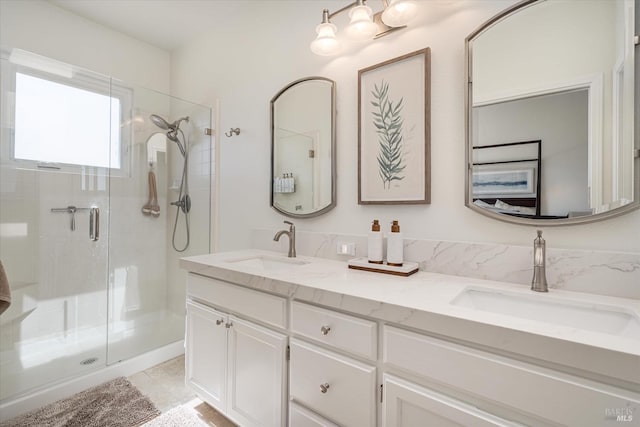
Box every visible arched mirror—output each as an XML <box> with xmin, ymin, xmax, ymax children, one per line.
<box><xmin>146</xmin><ymin>132</ymin><xmax>166</xmax><ymax>166</ymax></box>
<box><xmin>465</xmin><ymin>0</ymin><xmax>639</xmax><ymax>225</ymax></box>
<box><xmin>271</xmin><ymin>77</ymin><xmax>336</xmax><ymax>218</ymax></box>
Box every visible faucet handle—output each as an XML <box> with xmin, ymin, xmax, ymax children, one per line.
<box><xmin>284</xmin><ymin>220</ymin><xmax>295</xmax><ymax>230</ymax></box>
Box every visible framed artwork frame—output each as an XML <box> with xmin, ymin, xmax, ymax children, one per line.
<box><xmin>472</xmin><ymin>162</ymin><xmax>538</xmax><ymax>198</ymax></box>
<box><xmin>358</xmin><ymin>48</ymin><xmax>431</xmax><ymax>204</ymax></box>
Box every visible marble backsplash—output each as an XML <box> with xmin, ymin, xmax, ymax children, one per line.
<box><xmin>252</xmin><ymin>228</ymin><xmax>640</xmax><ymax>300</ymax></box>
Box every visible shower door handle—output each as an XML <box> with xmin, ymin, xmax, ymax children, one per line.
<box><xmin>89</xmin><ymin>207</ymin><xmax>99</xmax><ymax>241</ymax></box>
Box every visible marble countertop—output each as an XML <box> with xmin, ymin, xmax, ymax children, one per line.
<box><xmin>180</xmin><ymin>249</ymin><xmax>640</xmax><ymax>386</ymax></box>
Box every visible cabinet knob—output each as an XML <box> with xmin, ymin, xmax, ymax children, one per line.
<box><xmin>225</xmin><ymin>322</ymin><xmax>233</xmax><ymax>328</ymax></box>
<box><xmin>320</xmin><ymin>326</ymin><xmax>331</xmax><ymax>335</ymax></box>
<box><xmin>319</xmin><ymin>383</ymin><xmax>330</xmax><ymax>394</ymax></box>
<box><xmin>216</xmin><ymin>319</ymin><xmax>224</xmax><ymax>326</ymax></box>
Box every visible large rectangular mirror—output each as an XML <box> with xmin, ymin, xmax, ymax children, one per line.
<box><xmin>465</xmin><ymin>0</ymin><xmax>639</xmax><ymax>225</ymax></box>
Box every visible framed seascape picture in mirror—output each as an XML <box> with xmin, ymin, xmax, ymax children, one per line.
<box><xmin>358</xmin><ymin>48</ymin><xmax>431</xmax><ymax>205</ymax></box>
<box><xmin>465</xmin><ymin>0</ymin><xmax>640</xmax><ymax>225</ymax></box>
<box><xmin>472</xmin><ymin>140</ymin><xmax>546</xmax><ymax>218</ymax></box>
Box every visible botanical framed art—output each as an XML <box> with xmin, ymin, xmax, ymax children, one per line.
<box><xmin>358</xmin><ymin>48</ymin><xmax>431</xmax><ymax>204</ymax></box>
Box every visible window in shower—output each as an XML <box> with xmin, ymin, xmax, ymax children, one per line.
<box><xmin>11</xmin><ymin>70</ymin><xmax>131</xmax><ymax>171</ymax></box>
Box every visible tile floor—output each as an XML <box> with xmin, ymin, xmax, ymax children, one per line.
<box><xmin>128</xmin><ymin>355</ymin><xmax>236</xmax><ymax>427</ymax></box>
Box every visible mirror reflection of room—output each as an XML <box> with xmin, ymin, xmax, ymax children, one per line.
<box><xmin>468</xmin><ymin>0</ymin><xmax>637</xmax><ymax>221</ymax></box>
<box><xmin>271</xmin><ymin>77</ymin><xmax>335</xmax><ymax>218</ymax></box>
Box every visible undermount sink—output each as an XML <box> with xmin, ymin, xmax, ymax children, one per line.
<box><xmin>451</xmin><ymin>288</ymin><xmax>640</xmax><ymax>340</ymax></box>
<box><xmin>226</xmin><ymin>255</ymin><xmax>309</xmax><ymax>271</ymax></box>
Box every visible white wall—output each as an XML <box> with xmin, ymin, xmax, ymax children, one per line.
<box><xmin>0</xmin><ymin>0</ymin><xmax>170</xmax><ymax>92</ymax></box>
<box><xmin>171</xmin><ymin>0</ymin><xmax>640</xmax><ymax>254</ymax></box>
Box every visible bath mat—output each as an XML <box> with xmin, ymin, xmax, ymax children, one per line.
<box><xmin>143</xmin><ymin>406</ymin><xmax>205</xmax><ymax>427</ymax></box>
<box><xmin>0</xmin><ymin>377</ymin><xmax>160</xmax><ymax>427</ymax></box>
<box><xmin>143</xmin><ymin>400</ymin><xmax>236</xmax><ymax>427</ymax></box>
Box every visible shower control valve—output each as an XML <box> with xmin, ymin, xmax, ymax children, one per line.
<box><xmin>170</xmin><ymin>195</ymin><xmax>191</xmax><ymax>214</ymax></box>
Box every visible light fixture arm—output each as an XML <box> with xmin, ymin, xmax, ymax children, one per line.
<box><xmin>311</xmin><ymin>0</ymin><xmax>416</xmax><ymax>56</ymax></box>
<box><xmin>328</xmin><ymin>0</ymin><xmax>396</xmax><ymax>19</ymax></box>
<box><xmin>327</xmin><ymin>1</ymin><xmax>359</xmax><ymax>20</ymax></box>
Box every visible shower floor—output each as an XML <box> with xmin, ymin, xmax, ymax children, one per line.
<box><xmin>0</xmin><ymin>309</ymin><xmax>183</xmax><ymax>402</ymax></box>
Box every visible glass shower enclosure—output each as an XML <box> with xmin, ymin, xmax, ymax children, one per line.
<box><xmin>0</xmin><ymin>49</ymin><xmax>211</xmax><ymax>403</ymax></box>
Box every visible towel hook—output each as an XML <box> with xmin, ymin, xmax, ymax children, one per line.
<box><xmin>225</xmin><ymin>128</ymin><xmax>240</xmax><ymax>137</ymax></box>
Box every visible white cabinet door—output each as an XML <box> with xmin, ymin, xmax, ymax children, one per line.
<box><xmin>382</xmin><ymin>374</ymin><xmax>520</xmax><ymax>427</ymax></box>
<box><xmin>227</xmin><ymin>315</ymin><xmax>287</xmax><ymax>427</ymax></box>
<box><xmin>384</xmin><ymin>325</ymin><xmax>640</xmax><ymax>426</ymax></box>
<box><xmin>185</xmin><ymin>301</ymin><xmax>228</xmax><ymax>412</ymax></box>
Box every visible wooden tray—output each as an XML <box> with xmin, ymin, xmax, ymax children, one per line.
<box><xmin>347</xmin><ymin>257</ymin><xmax>419</xmax><ymax>277</ymax></box>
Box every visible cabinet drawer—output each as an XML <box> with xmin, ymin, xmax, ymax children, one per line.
<box><xmin>290</xmin><ymin>339</ymin><xmax>376</xmax><ymax>427</ymax></box>
<box><xmin>291</xmin><ymin>301</ymin><xmax>377</xmax><ymax>360</ymax></box>
<box><xmin>289</xmin><ymin>402</ymin><xmax>340</xmax><ymax>427</ymax></box>
<box><xmin>187</xmin><ymin>273</ymin><xmax>287</xmax><ymax>329</ymax></box>
<box><xmin>383</xmin><ymin>325</ymin><xmax>640</xmax><ymax>427</ymax></box>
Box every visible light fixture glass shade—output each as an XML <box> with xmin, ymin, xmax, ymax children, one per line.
<box><xmin>344</xmin><ymin>4</ymin><xmax>378</xmax><ymax>41</ymax></box>
<box><xmin>310</xmin><ymin>22</ymin><xmax>341</xmax><ymax>56</ymax></box>
<box><xmin>381</xmin><ymin>0</ymin><xmax>418</xmax><ymax>27</ymax></box>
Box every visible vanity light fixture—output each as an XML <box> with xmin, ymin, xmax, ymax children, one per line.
<box><xmin>310</xmin><ymin>0</ymin><xmax>418</xmax><ymax>56</ymax></box>
<box><xmin>344</xmin><ymin>0</ymin><xmax>378</xmax><ymax>41</ymax></box>
<box><xmin>381</xmin><ymin>0</ymin><xmax>418</xmax><ymax>27</ymax></box>
<box><xmin>310</xmin><ymin>9</ymin><xmax>341</xmax><ymax>56</ymax></box>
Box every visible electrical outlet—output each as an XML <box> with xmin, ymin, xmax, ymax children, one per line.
<box><xmin>336</xmin><ymin>241</ymin><xmax>356</xmax><ymax>256</ymax></box>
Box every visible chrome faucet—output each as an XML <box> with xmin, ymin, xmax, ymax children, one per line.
<box><xmin>273</xmin><ymin>221</ymin><xmax>296</xmax><ymax>258</ymax></box>
<box><xmin>531</xmin><ymin>230</ymin><xmax>548</xmax><ymax>292</ymax></box>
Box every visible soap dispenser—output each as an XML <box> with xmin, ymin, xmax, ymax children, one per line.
<box><xmin>387</xmin><ymin>220</ymin><xmax>403</xmax><ymax>266</ymax></box>
<box><xmin>368</xmin><ymin>220</ymin><xmax>383</xmax><ymax>264</ymax></box>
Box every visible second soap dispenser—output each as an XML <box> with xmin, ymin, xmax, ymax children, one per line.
<box><xmin>387</xmin><ymin>220</ymin><xmax>403</xmax><ymax>266</ymax></box>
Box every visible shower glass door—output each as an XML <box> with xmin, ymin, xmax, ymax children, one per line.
<box><xmin>0</xmin><ymin>49</ymin><xmax>211</xmax><ymax>402</ymax></box>
<box><xmin>0</xmin><ymin>52</ymin><xmax>113</xmax><ymax>400</ymax></box>
<box><xmin>105</xmin><ymin>84</ymin><xmax>212</xmax><ymax>364</ymax></box>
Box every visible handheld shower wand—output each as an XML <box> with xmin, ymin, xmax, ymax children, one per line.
<box><xmin>149</xmin><ymin>114</ymin><xmax>189</xmax><ymax>131</ymax></box>
<box><xmin>149</xmin><ymin>114</ymin><xmax>189</xmax><ymax>157</ymax></box>
<box><xmin>149</xmin><ymin>113</ymin><xmax>191</xmax><ymax>252</ymax></box>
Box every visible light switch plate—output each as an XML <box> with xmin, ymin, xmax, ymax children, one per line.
<box><xmin>336</xmin><ymin>241</ymin><xmax>356</xmax><ymax>256</ymax></box>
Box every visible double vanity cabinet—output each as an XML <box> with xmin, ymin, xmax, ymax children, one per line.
<box><xmin>181</xmin><ymin>250</ymin><xmax>640</xmax><ymax>427</ymax></box>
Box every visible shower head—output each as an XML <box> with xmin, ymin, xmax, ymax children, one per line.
<box><xmin>150</xmin><ymin>114</ymin><xmax>189</xmax><ymax>157</ymax></box>
<box><xmin>150</xmin><ymin>114</ymin><xmax>172</xmax><ymax>130</ymax></box>
<box><xmin>149</xmin><ymin>114</ymin><xmax>190</xmax><ymax>131</ymax></box>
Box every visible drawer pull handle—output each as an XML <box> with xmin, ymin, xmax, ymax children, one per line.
<box><xmin>216</xmin><ymin>319</ymin><xmax>224</xmax><ymax>326</ymax></box>
<box><xmin>320</xmin><ymin>326</ymin><xmax>331</xmax><ymax>335</ymax></box>
<box><xmin>225</xmin><ymin>322</ymin><xmax>233</xmax><ymax>328</ymax></box>
<box><xmin>320</xmin><ymin>383</ymin><xmax>330</xmax><ymax>394</ymax></box>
